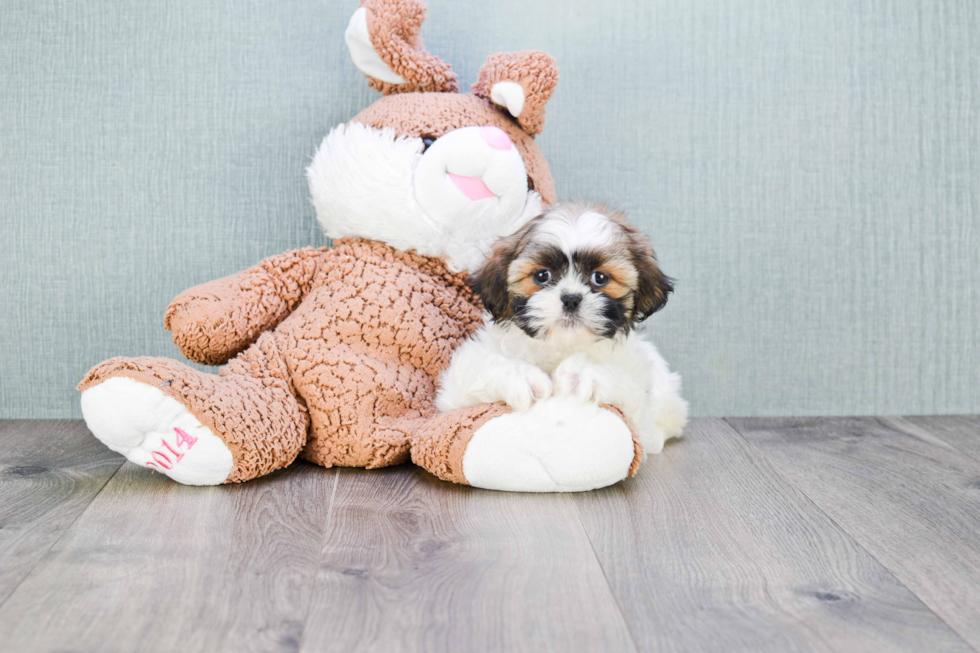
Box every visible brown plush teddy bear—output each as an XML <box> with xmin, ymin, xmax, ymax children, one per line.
<box><xmin>78</xmin><ymin>0</ymin><xmax>647</xmax><ymax>492</ymax></box>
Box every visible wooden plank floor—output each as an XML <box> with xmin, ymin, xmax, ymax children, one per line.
<box><xmin>0</xmin><ymin>417</ymin><xmax>978</xmax><ymax>653</ymax></box>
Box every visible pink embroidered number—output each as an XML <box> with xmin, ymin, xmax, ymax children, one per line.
<box><xmin>145</xmin><ymin>427</ymin><xmax>198</xmax><ymax>471</ymax></box>
<box><xmin>174</xmin><ymin>427</ymin><xmax>198</xmax><ymax>449</ymax></box>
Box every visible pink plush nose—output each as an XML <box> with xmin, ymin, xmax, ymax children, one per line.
<box><xmin>481</xmin><ymin>126</ymin><xmax>512</xmax><ymax>151</ymax></box>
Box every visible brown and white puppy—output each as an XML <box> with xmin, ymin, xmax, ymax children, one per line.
<box><xmin>473</xmin><ymin>203</ymin><xmax>673</xmax><ymax>339</ymax></box>
<box><xmin>436</xmin><ymin>204</ymin><xmax>688</xmax><ymax>456</ymax></box>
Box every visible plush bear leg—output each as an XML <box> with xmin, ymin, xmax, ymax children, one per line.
<box><xmin>412</xmin><ymin>397</ymin><xmax>643</xmax><ymax>492</ymax></box>
<box><xmin>78</xmin><ymin>333</ymin><xmax>309</xmax><ymax>485</ymax></box>
<box><xmin>292</xmin><ymin>340</ymin><xmax>451</xmax><ymax>470</ymax></box>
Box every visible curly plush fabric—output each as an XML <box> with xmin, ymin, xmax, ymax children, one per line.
<box><xmin>81</xmin><ymin>239</ymin><xmax>498</xmax><ymax>482</ymax></box>
<box><xmin>472</xmin><ymin>51</ymin><xmax>559</xmax><ymax>136</ymax></box>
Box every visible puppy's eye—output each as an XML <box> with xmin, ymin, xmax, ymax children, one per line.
<box><xmin>421</xmin><ymin>137</ymin><xmax>436</xmax><ymax>152</ymax></box>
<box><xmin>591</xmin><ymin>271</ymin><xmax>609</xmax><ymax>287</ymax></box>
<box><xmin>532</xmin><ymin>269</ymin><xmax>552</xmax><ymax>285</ymax></box>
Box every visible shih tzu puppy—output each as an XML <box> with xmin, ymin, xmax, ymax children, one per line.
<box><xmin>436</xmin><ymin>203</ymin><xmax>688</xmax><ymax>455</ymax></box>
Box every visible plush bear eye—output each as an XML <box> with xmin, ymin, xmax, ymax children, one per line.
<box><xmin>421</xmin><ymin>137</ymin><xmax>436</xmax><ymax>152</ymax></box>
<box><xmin>532</xmin><ymin>269</ymin><xmax>552</xmax><ymax>285</ymax></box>
<box><xmin>591</xmin><ymin>271</ymin><xmax>609</xmax><ymax>287</ymax></box>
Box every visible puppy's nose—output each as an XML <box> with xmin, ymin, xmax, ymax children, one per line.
<box><xmin>561</xmin><ymin>293</ymin><xmax>582</xmax><ymax>311</ymax></box>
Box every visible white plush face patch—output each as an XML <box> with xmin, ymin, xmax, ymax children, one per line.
<box><xmin>414</xmin><ymin>125</ymin><xmax>529</xmax><ymax>235</ymax></box>
<box><xmin>307</xmin><ymin>122</ymin><xmax>540</xmax><ymax>273</ymax></box>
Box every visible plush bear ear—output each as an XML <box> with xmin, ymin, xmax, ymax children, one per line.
<box><xmin>345</xmin><ymin>0</ymin><xmax>458</xmax><ymax>95</ymax></box>
<box><xmin>471</xmin><ymin>51</ymin><xmax>559</xmax><ymax>135</ymax></box>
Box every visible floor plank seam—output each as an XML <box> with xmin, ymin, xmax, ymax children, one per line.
<box><xmin>295</xmin><ymin>468</ymin><xmax>341</xmax><ymax>653</ymax></box>
<box><xmin>568</xmin><ymin>492</ymin><xmax>642</xmax><ymax>653</ymax></box>
<box><xmin>875</xmin><ymin>417</ymin><xmax>980</xmax><ymax>466</ymax></box>
<box><xmin>0</xmin><ymin>455</ymin><xmax>126</xmax><ymax>612</ymax></box>
<box><xmin>721</xmin><ymin>418</ymin><xmax>980</xmax><ymax>653</ymax></box>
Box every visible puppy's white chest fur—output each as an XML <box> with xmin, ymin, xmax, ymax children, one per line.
<box><xmin>486</xmin><ymin>321</ymin><xmax>619</xmax><ymax>374</ymax></box>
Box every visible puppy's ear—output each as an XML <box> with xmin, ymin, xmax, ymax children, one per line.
<box><xmin>629</xmin><ymin>231</ymin><xmax>674</xmax><ymax>322</ymax></box>
<box><xmin>470</xmin><ymin>239</ymin><xmax>518</xmax><ymax>321</ymax></box>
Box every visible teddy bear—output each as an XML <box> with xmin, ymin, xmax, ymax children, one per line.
<box><xmin>77</xmin><ymin>0</ymin><xmax>656</xmax><ymax>492</ymax></box>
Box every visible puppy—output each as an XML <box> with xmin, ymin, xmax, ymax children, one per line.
<box><xmin>436</xmin><ymin>203</ymin><xmax>688</xmax><ymax>455</ymax></box>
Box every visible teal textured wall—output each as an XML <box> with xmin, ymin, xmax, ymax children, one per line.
<box><xmin>1</xmin><ymin>0</ymin><xmax>977</xmax><ymax>418</ymax></box>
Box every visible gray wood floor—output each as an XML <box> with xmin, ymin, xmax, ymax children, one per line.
<box><xmin>1</xmin><ymin>417</ymin><xmax>978</xmax><ymax>653</ymax></box>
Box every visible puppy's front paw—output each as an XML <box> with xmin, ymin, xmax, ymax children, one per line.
<box><xmin>497</xmin><ymin>363</ymin><xmax>553</xmax><ymax>412</ymax></box>
<box><xmin>553</xmin><ymin>355</ymin><xmax>615</xmax><ymax>404</ymax></box>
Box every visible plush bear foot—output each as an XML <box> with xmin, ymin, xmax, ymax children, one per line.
<box><xmin>80</xmin><ymin>377</ymin><xmax>234</xmax><ymax>485</ymax></box>
<box><xmin>460</xmin><ymin>397</ymin><xmax>639</xmax><ymax>492</ymax></box>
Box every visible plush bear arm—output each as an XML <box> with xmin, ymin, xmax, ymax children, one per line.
<box><xmin>164</xmin><ymin>247</ymin><xmax>328</xmax><ymax>365</ymax></box>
